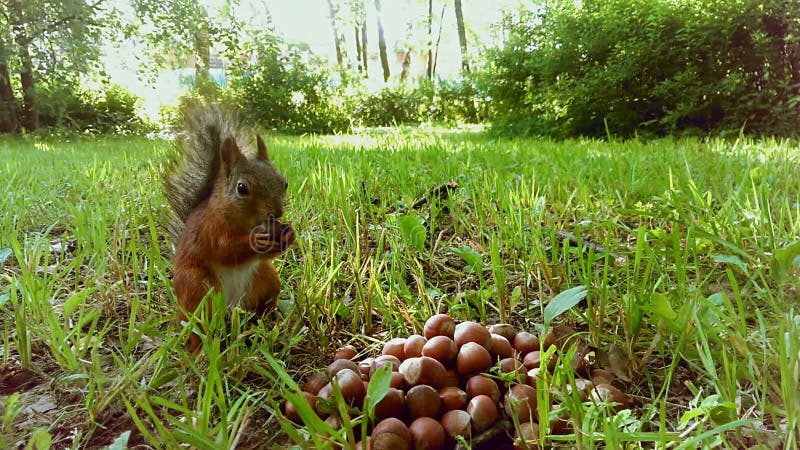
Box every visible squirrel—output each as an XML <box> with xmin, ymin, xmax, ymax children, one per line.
<box><xmin>163</xmin><ymin>103</ymin><xmax>295</xmax><ymax>350</ymax></box>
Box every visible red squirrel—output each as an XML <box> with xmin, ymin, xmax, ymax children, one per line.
<box><xmin>163</xmin><ymin>103</ymin><xmax>295</xmax><ymax>350</ymax></box>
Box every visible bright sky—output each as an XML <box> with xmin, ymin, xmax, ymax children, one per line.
<box><xmin>101</xmin><ymin>0</ymin><xmax>519</xmax><ymax>118</ymax></box>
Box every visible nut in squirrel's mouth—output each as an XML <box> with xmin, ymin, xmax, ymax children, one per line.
<box><xmin>249</xmin><ymin>218</ymin><xmax>295</xmax><ymax>254</ymax></box>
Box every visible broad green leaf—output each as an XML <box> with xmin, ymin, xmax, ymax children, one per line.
<box><xmin>544</xmin><ymin>285</ymin><xmax>587</xmax><ymax>326</ymax></box>
<box><xmin>103</xmin><ymin>431</ymin><xmax>130</xmax><ymax>450</ymax></box>
<box><xmin>709</xmin><ymin>402</ymin><xmax>738</xmax><ymax>426</ymax></box>
<box><xmin>772</xmin><ymin>240</ymin><xmax>800</xmax><ymax>282</ymax></box>
<box><xmin>650</xmin><ymin>293</ymin><xmax>677</xmax><ymax>321</ymax></box>
<box><xmin>711</xmin><ymin>254</ymin><xmax>748</xmax><ymax>275</ymax></box>
<box><xmin>398</xmin><ymin>215</ymin><xmax>426</xmax><ymax>251</ymax></box>
<box><xmin>679</xmin><ymin>406</ymin><xmax>708</xmax><ymax>425</ymax></box>
<box><xmin>364</xmin><ymin>363</ymin><xmax>392</xmax><ymax>419</ymax></box>
<box><xmin>62</xmin><ymin>289</ymin><xmax>93</xmax><ymax>317</ymax></box>
<box><xmin>451</xmin><ymin>246</ymin><xmax>483</xmax><ymax>271</ymax></box>
<box><xmin>510</xmin><ymin>285</ymin><xmax>522</xmax><ymax>309</ymax></box>
<box><xmin>0</xmin><ymin>248</ymin><xmax>11</xmax><ymax>265</ymax></box>
<box><xmin>26</xmin><ymin>428</ymin><xmax>52</xmax><ymax>450</ymax></box>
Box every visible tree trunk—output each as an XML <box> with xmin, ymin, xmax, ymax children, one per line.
<box><xmin>426</xmin><ymin>0</ymin><xmax>433</xmax><ymax>80</ymax></box>
<box><xmin>195</xmin><ymin>24</ymin><xmax>211</xmax><ymax>83</ymax></box>
<box><xmin>375</xmin><ymin>0</ymin><xmax>390</xmax><ymax>82</ymax></box>
<box><xmin>0</xmin><ymin>42</ymin><xmax>19</xmax><ymax>133</ymax></box>
<box><xmin>400</xmin><ymin>49</ymin><xmax>411</xmax><ymax>83</ymax></box>
<box><xmin>432</xmin><ymin>0</ymin><xmax>446</xmax><ymax>77</ymax></box>
<box><xmin>454</xmin><ymin>0</ymin><xmax>469</xmax><ymax>73</ymax></box>
<box><xmin>12</xmin><ymin>25</ymin><xmax>38</xmax><ymax>131</ymax></box>
<box><xmin>327</xmin><ymin>0</ymin><xmax>344</xmax><ymax>66</ymax></box>
<box><xmin>361</xmin><ymin>21</ymin><xmax>368</xmax><ymax>76</ymax></box>
<box><xmin>354</xmin><ymin>25</ymin><xmax>363</xmax><ymax>73</ymax></box>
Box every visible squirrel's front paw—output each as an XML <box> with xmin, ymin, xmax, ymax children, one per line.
<box><xmin>250</xmin><ymin>220</ymin><xmax>295</xmax><ymax>254</ymax></box>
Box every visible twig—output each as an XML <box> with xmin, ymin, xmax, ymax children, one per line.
<box><xmin>455</xmin><ymin>419</ymin><xmax>512</xmax><ymax>449</ymax></box>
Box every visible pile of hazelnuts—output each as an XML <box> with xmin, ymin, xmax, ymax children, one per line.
<box><xmin>285</xmin><ymin>314</ymin><xmax>630</xmax><ymax>449</ymax></box>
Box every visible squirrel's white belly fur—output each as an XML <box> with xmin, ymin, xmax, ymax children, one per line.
<box><xmin>216</xmin><ymin>260</ymin><xmax>260</xmax><ymax>308</ymax></box>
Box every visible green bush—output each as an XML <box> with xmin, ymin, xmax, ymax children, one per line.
<box><xmin>37</xmin><ymin>81</ymin><xmax>151</xmax><ymax>134</ymax></box>
<box><xmin>226</xmin><ymin>33</ymin><xmax>351</xmax><ymax>134</ymax></box>
<box><xmin>352</xmin><ymin>78</ymin><xmax>486</xmax><ymax>127</ymax></box>
<box><xmin>482</xmin><ymin>0</ymin><xmax>800</xmax><ymax>138</ymax></box>
<box><xmin>353</xmin><ymin>84</ymin><xmax>423</xmax><ymax>126</ymax></box>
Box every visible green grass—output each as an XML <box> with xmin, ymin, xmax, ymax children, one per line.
<box><xmin>1</xmin><ymin>129</ymin><xmax>798</xmax><ymax>449</ymax></box>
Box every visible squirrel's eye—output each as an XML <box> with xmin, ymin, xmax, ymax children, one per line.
<box><xmin>236</xmin><ymin>182</ymin><xmax>249</xmax><ymax>196</ymax></box>
<box><xmin>284</xmin><ymin>181</ymin><xmax>288</xmax><ymax>190</ymax></box>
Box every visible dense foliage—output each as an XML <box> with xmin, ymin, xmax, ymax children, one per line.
<box><xmin>482</xmin><ymin>0</ymin><xmax>800</xmax><ymax>138</ymax></box>
<box><xmin>37</xmin><ymin>81</ymin><xmax>153</xmax><ymax>134</ymax></box>
<box><xmin>222</xmin><ymin>32</ymin><xmax>484</xmax><ymax>133</ymax></box>
<box><xmin>225</xmin><ymin>34</ymin><xmax>351</xmax><ymax>134</ymax></box>
<box><xmin>4</xmin><ymin>0</ymin><xmax>799</xmax><ymax>138</ymax></box>
<box><xmin>353</xmin><ymin>78</ymin><xmax>487</xmax><ymax>127</ymax></box>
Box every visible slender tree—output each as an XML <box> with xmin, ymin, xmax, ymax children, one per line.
<box><xmin>354</xmin><ymin>25</ymin><xmax>363</xmax><ymax>73</ymax></box>
<box><xmin>375</xmin><ymin>0</ymin><xmax>390</xmax><ymax>81</ymax></box>
<box><xmin>350</xmin><ymin>0</ymin><xmax>367</xmax><ymax>75</ymax></box>
<box><xmin>432</xmin><ymin>0</ymin><xmax>446</xmax><ymax>77</ymax></box>
<box><xmin>453</xmin><ymin>0</ymin><xmax>469</xmax><ymax>73</ymax></box>
<box><xmin>11</xmin><ymin>16</ymin><xmax>38</xmax><ymax>131</ymax></box>
<box><xmin>326</xmin><ymin>0</ymin><xmax>345</xmax><ymax>66</ymax></box>
<box><xmin>0</xmin><ymin>39</ymin><xmax>18</xmax><ymax>133</ymax></box>
<box><xmin>426</xmin><ymin>0</ymin><xmax>433</xmax><ymax>79</ymax></box>
<box><xmin>400</xmin><ymin>22</ymin><xmax>413</xmax><ymax>83</ymax></box>
<box><xmin>195</xmin><ymin>14</ymin><xmax>211</xmax><ymax>82</ymax></box>
<box><xmin>361</xmin><ymin>10</ymin><xmax>368</xmax><ymax>75</ymax></box>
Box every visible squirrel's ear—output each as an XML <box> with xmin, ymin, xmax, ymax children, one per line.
<box><xmin>256</xmin><ymin>135</ymin><xmax>269</xmax><ymax>160</ymax></box>
<box><xmin>220</xmin><ymin>137</ymin><xmax>243</xmax><ymax>175</ymax></box>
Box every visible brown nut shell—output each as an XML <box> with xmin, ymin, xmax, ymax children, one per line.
<box><xmin>454</xmin><ymin>321</ymin><xmax>493</xmax><ymax>350</ymax></box>
<box><xmin>467</xmin><ymin>394</ymin><xmax>498</xmax><ymax>433</ymax></box>
<box><xmin>456</xmin><ymin>342</ymin><xmax>492</xmax><ymax>376</ymax></box>
<box><xmin>438</xmin><ymin>386</ymin><xmax>468</xmax><ymax>412</ymax></box>
<box><xmin>334</xmin><ymin>345</ymin><xmax>358</xmax><ymax>361</ymax></box>
<box><xmin>303</xmin><ymin>371</ymin><xmax>329</xmax><ymax>395</ymax></box>
<box><xmin>440</xmin><ymin>409</ymin><xmax>471</xmax><ymax>440</ymax></box>
<box><xmin>404</xmin><ymin>334</ymin><xmax>427</xmax><ymax>359</ymax></box>
<box><xmin>487</xmin><ymin>323</ymin><xmax>518</xmax><ymax>343</ymax></box>
<box><xmin>591</xmin><ymin>383</ymin><xmax>630</xmax><ymax>411</ymax></box>
<box><xmin>332</xmin><ymin>368</ymin><xmax>366</xmax><ymax>405</ymax></box>
<box><xmin>409</xmin><ymin>417</ymin><xmax>446</xmax><ymax>450</ymax></box>
<box><xmin>499</xmin><ymin>357</ymin><xmax>527</xmax><ymax>380</ymax></box>
<box><xmin>326</xmin><ymin>359</ymin><xmax>360</xmax><ymax>378</ymax></box>
<box><xmin>490</xmin><ymin>334</ymin><xmax>514</xmax><ymax>358</ymax></box>
<box><xmin>382</xmin><ymin>338</ymin><xmax>407</xmax><ymax>360</ymax></box>
<box><xmin>399</xmin><ymin>356</ymin><xmax>448</xmax><ymax>387</ymax></box>
<box><xmin>389</xmin><ymin>371</ymin><xmax>407</xmax><ymax>390</ymax></box>
<box><xmin>375</xmin><ymin>387</ymin><xmax>406</xmax><ymax>421</ymax></box>
<box><xmin>372</xmin><ymin>355</ymin><xmax>402</xmax><ymax>376</ymax></box>
<box><xmin>504</xmin><ymin>384</ymin><xmax>538</xmax><ymax>423</ymax></box>
<box><xmin>372</xmin><ymin>417</ymin><xmax>411</xmax><ymax>450</ymax></box>
<box><xmin>465</xmin><ymin>375</ymin><xmax>500</xmax><ymax>403</ymax></box>
<box><xmin>421</xmin><ymin>336</ymin><xmax>458</xmax><ymax>366</ymax></box>
<box><xmin>513</xmin><ymin>421</ymin><xmax>541</xmax><ymax>450</ymax></box>
<box><xmin>513</xmin><ymin>331</ymin><xmax>539</xmax><ymax>354</ymax></box>
<box><xmin>406</xmin><ymin>384</ymin><xmax>442</xmax><ymax>419</ymax></box>
<box><xmin>285</xmin><ymin>391</ymin><xmax>316</xmax><ymax>423</ymax></box>
<box><xmin>424</xmin><ymin>314</ymin><xmax>456</xmax><ymax>339</ymax></box>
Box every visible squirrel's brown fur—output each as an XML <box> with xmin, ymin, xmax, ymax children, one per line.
<box><xmin>163</xmin><ymin>102</ymin><xmax>295</xmax><ymax>350</ymax></box>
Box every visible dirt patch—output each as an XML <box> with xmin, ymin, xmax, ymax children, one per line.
<box><xmin>0</xmin><ymin>364</ymin><xmax>41</xmax><ymax>394</ymax></box>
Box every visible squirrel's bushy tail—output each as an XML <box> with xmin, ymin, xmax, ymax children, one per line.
<box><xmin>163</xmin><ymin>102</ymin><xmax>248</xmax><ymax>225</ymax></box>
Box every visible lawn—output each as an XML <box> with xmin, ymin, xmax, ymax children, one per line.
<box><xmin>1</xmin><ymin>129</ymin><xmax>798</xmax><ymax>449</ymax></box>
